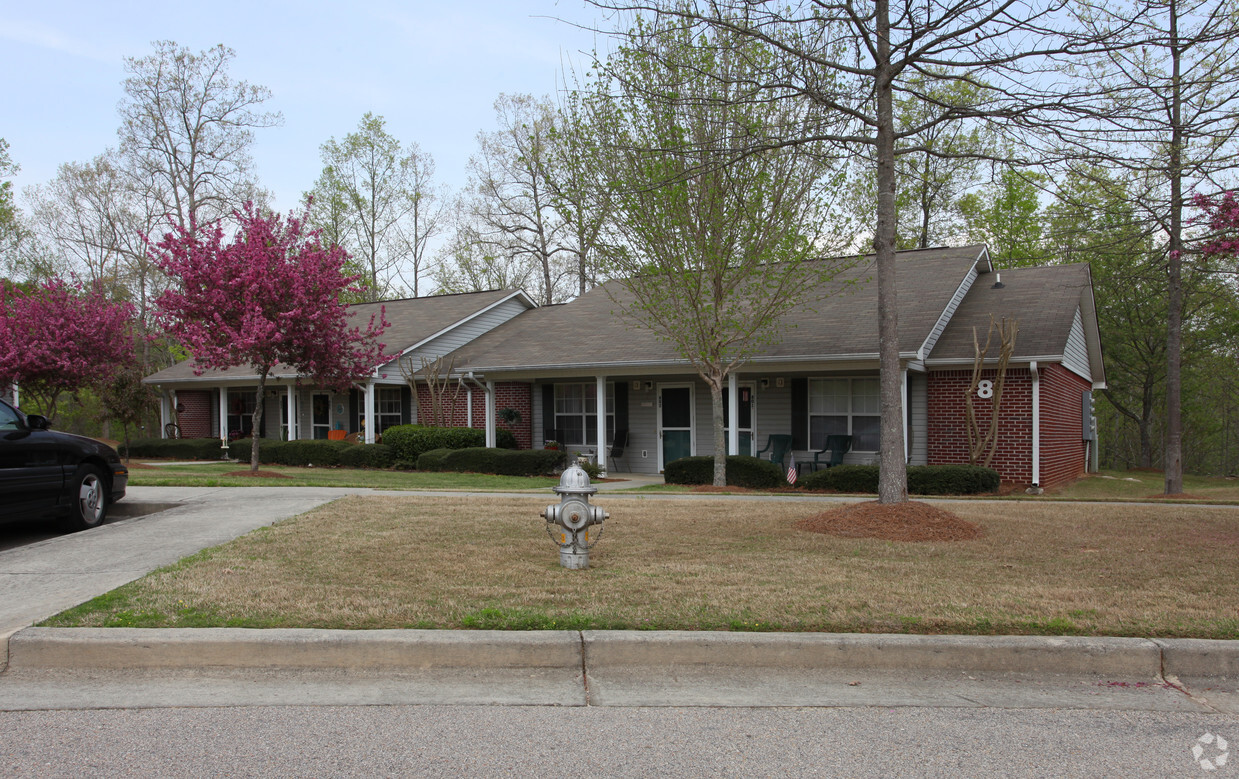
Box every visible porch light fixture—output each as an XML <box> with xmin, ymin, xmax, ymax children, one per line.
<box><xmin>760</xmin><ymin>378</ymin><xmax>770</xmax><ymax>388</ymax></box>
<box><xmin>632</xmin><ymin>380</ymin><xmax>641</xmax><ymax>391</ymax></box>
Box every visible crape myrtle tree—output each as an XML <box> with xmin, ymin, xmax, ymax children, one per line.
<box><xmin>151</xmin><ymin>204</ymin><xmax>390</xmax><ymax>472</ymax></box>
<box><xmin>579</xmin><ymin>17</ymin><xmax>852</xmax><ymax>486</ymax></box>
<box><xmin>0</xmin><ymin>278</ymin><xmax>137</xmax><ymax>422</ymax></box>
<box><xmin>589</xmin><ymin>0</ymin><xmax>1110</xmax><ymax>502</ymax></box>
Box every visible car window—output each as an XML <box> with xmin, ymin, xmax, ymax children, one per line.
<box><xmin>0</xmin><ymin>403</ymin><xmax>21</xmax><ymax>430</ymax></box>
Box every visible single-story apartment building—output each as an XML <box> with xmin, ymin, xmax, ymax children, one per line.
<box><xmin>144</xmin><ymin>244</ymin><xmax>1105</xmax><ymax>489</ymax></box>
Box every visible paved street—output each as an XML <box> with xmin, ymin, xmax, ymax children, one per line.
<box><xmin>2</xmin><ymin>703</ymin><xmax>1234</xmax><ymax>777</ymax></box>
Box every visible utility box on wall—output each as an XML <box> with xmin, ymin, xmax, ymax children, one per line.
<box><xmin>1082</xmin><ymin>390</ymin><xmax>1096</xmax><ymax>441</ymax></box>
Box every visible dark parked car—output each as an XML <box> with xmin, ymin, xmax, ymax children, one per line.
<box><xmin>0</xmin><ymin>398</ymin><xmax>127</xmax><ymax>530</ymax></box>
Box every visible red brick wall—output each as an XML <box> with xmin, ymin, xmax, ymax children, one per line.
<box><xmin>927</xmin><ymin>368</ymin><xmax>1033</xmax><ymax>484</ymax></box>
<box><xmin>1039</xmin><ymin>363</ymin><xmax>1091</xmax><ymax>488</ymax></box>
<box><xmin>413</xmin><ymin>381</ymin><xmax>533</xmax><ymax>449</ymax></box>
<box><xmin>174</xmin><ymin>389</ymin><xmax>213</xmax><ymax>439</ymax></box>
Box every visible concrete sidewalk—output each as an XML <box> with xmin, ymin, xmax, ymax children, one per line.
<box><xmin>1</xmin><ymin>486</ymin><xmax>1235</xmax><ymax>713</ymax></box>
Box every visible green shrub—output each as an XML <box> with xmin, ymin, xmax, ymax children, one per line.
<box><xmin>119</xmin><ymin>437</ymin><xmax>229</xmax><ymax>460</ymax></box>
<box><xmin>908</xmin><ymin>465</ymin><xmax>1000</xmax><ymax>495</ymax></box>
<box><xmin>801</xmin><ymin>464</ymin><xmax>1000</xmax><ymax>495</ymax></box>
<box><xmin>259</xmin><ymin>439</ymin><xmax>352</xmax><ymax>467</ymax></box>
<box><xmin>663</xmin><ymin>455</ymin><xmax>784</xmax><ymax>488</ymax></box>
<box><xmin>437</xmin><ymin>447</ymin><xmax>564</xmax><ymax>477</ymax></box>
<box><xmin>497</xmin><ymin>429</ymin><xmax>518</xmax><ymax>449</ymax></box>
<box><xmin>415</xmin><ymin>447</ymin><xmax>453</xmax><ymax>471</ymax></box>
<box><xmin>339</xmin><ymin>444</ymin><xmax>394</xmax><ymax>469</ymax></box>
<box><xmin>381</xmin><ymin>425</ymin><xmax>487</xmax><ymax>463</ymax></box>
<box><xmin>801</xmin><ymin>464</ymin><xmax>878</xmax><ymax>492</ymax></box>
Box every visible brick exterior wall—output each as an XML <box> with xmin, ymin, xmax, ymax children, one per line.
<box><xmin>1038</xmin><ymin>363</ymin><xmax>1091</xmax><ymax>488</ymax></box>
<box><xmin>926</xmin><ymin>364</ymin><xmax>1090</xmax><ymax>488</ymax></box>
<box><xmin>174</xmin><ymin>389</ymin><xmax>213</xmax><ymax>439</ymax></box>
<box><xmin>927</xmin><ymin>368</ymin><xmax>1034</xmax><ymax>485</ymax></box>
<box><xmin>414</xmin><ymin>381</ymin><xmax>533</xmax><ymax>450</ymax></box>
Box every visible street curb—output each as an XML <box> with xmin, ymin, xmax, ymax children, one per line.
<box><xmin>582</xmin><ymin>631</ymin><xmax>1166</xmax><ymax>676</ymax></box>
<box><xmin>6</xmin><ymin>628</ymin><xmax>581</xmax><ymax>671</ymax></box>
<box><xmin>6</xmin><ymin>627</ymin><xmax>1235</xmax><ymax>679</ymax></box>
<box><xmin>1153</xmin><ymin>638</ymin><xmax>1239</xmax><ymax>679</ymax></box>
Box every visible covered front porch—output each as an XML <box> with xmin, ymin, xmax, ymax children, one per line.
<box><xmin>477</xmin><ymin>366</ymin><xmax>928</xmax><ymax>477</ymax></box>
<box><xmin>152</xmin><ymin>379</ymin><xmax>414</xmax><ymax>445</ymax></box>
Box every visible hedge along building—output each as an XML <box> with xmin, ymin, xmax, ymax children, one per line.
<box><xmin>442</xmin><ymin>245</ymin><xmax>1105</xmax><ymax>489</ymax></box>
<box><xmin>142</xmin><ymin>289</ymin><xmax>536</xmax><ymax>446</ymax></box>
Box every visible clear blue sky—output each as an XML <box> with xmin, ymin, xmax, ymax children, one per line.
<box><xmin>1</xmin><ymin>0</ymin><xmax>611</xmax><ymax>212</ymax></box>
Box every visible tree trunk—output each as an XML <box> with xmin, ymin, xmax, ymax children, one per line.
<box><xmin>708</xmin><ymin>371</ymin><xmax>726</xmax><ymax>487</ymax></box>
<box><xmin>250</xmin><ymin>367</ymin><xmax>269</xmax><ymax>473</ymax></box>
<box><xmin>1165</xmin><ymin>0</ymin><xmax>1184</xmax><ymax>494</ymax></box>
<box><xmin>874</xmin><ymin>0</ymin><xmax>908</xmax><ymax>505</ymax></box>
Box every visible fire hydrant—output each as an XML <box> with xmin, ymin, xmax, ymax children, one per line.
<box><xmin>541</xmin><ymin>464</ymin><xmax>609</xmax><ymax>569</ymax></box>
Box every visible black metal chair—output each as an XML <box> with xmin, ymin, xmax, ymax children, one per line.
<box><xmin>608</xmin><ymin>429</ymin><xmax>630</xmax><ymax>472</ymax></box>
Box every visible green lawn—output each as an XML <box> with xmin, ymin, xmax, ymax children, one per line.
<box><xmin>127</xmin><ymin>461</ymin><xmax>559</xmax><ymax>491</ymax></box>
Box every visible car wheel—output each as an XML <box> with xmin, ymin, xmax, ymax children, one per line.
<box><xmin>63</xmin><ymin>465</ymin><xmax>108</xmax><ymax>531</ymax></box>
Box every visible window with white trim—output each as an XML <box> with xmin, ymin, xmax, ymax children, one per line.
<box><xmin>554</xmin><ymin>383</ymin><xmax>614</xmax><ymax>446</ymax></box>
<box><xmin>376</xmin><ymin>387</ymin><xmax>402</xmax><ymax>433</ymax></box>
<box><xmin>809</xmin><ymin>378</ymin><xmax>880</xmax><ymax>451</ymax></box>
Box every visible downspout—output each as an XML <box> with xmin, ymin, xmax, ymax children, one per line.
<box><xmin>462</xmin><ymin>372</ymin><xmax>491</xmax><ymax>445</ymax></box>
<box><xmin>1029</xmin><ymin>362</ymin><xmax>1042</xmax><ymax>493</ymax></box>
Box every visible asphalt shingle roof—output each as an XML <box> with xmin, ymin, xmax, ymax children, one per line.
<box><xmin>144</xmin><ymin>289</ymin><xmax>521</xmax><ymax>383</ymax></box>
<box><xmin>928</xmin><ymin>263</ymin><xmax>1093</xmax><ymax>361</ymax></box>
<box><xmin>451</xmin><ymin>245</ymin><xmax>991</xmax><ymax>372</ymax></box>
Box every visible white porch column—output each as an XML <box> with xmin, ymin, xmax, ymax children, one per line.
<box><xmin>159</xmin><ymin>390</ymin><xmax>171</xmax><ymax>438</ymax></box>
<box><xmin>9</xmin><ymin>382</ymin><xmax>18</xmax><ymax>407</ymax></box>
<box><xmin>727</xmin><ymin>373</ymin><xmax>739</xmax><ymax>456</ymax></box>
<box><xmin>596</xmin><ymin>375</ymin><xmax>608</xmax><ymax>476</ymax></box>
<box><xmin>466</xmin><ymin>387</ymin><xmax>473</xmax><ymax>428</ymax></box>
<box><xmin>218</xmin><ymin>388</ymin><xmax>229</xmax><ymax>442</ymax></box>
<box><xmin>364</xmin><ymin>381</ymin><xmax>376</xmax><ymax>444</ymax></box>
<box><xmin>901</xmin><ymin>367</ymin><xmax>909</xmax><ymax>463</ymax></box>
<box><xmin>485</xmin><ymin>381</ymin><xmax>497</xmax><ymax>448</ymax></box>
<box><xmin>286</xmin><ymin>385</ymin><xmax>296</xmax><ymax>441</ymax></box>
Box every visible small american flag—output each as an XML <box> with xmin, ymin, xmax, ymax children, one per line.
<box><xmin>786</xmin><ymin>453</ymin><xmax>797</xmax><ymax>485</ymax></box>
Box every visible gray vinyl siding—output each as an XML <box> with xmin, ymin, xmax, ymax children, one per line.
<box><xmin>385</xmin><ymin>297</ymin><xmax>528</xmax><ymax>372</ymax></box>
<box><xmin>921</xmin><ymin>265</ymin><xmax>977</xmax><ymax>359</ymax></box>
<box><xmin>909</xmin><ymin>372</ymin><xmax>928</xmax><ymax>466</ymax></box>
<box><xmin>1062</xmin><ymin>307</ymin><xmax>1090</xmax><ymax>379</ymax></box>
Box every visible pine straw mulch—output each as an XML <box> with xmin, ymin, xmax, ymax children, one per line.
<box><xmin>223</xmin><ymin>470</ymin><xmax>293</xmax><ymax>479</ymax></box>
<box><xmin>795</xmin><ymin>500</ymin><xmax>983</xmax><ymax>543</ymax></box>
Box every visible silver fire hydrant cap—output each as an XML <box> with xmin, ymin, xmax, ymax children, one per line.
<box><xmin>553</xmin><ymin>463</ymin><xmax>597</xmax><ymax>496</ymax></box>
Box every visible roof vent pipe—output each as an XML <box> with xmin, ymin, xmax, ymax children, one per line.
<box><xmin>992</xmin><ymin>272</ymin><xmax>1005</xmax><ymax>289</ymax></box>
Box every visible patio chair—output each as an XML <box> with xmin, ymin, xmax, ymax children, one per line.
<box><xmin>755</xmin><ymin>434</ymin><xmax>794</xmax><ymax>467</ymax></box>
<box><xmin>608</xmin><ymin>429</ymin><xmax>629</xmax><ymax>473</ymax></box>
<box><xmin>812</xmin><ymin>434</ymin><xmax>852</xmax><ymax>472</ymax></box>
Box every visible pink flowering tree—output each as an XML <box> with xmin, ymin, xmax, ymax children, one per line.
<box><xmin>0</xmin><ymin>279</ymin><xmax>137</xmax><ymax>422</ymax></box>
<box><xmin>1195</xmin><ymin>191</ymin><xmax>1239</xmax><ymax>260</ymax></box>
<box><xmin>151</xmin><ymin>203</ymin><xmax>389</xmax><ymax>472</ymax></box>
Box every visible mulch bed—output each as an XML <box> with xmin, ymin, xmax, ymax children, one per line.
<box><xmin>223</xmin><ymin>470</ymin><xmax>293</xmax><ymax>479</ymax></box>
<box><xmin>795</xmin><ymin>500</ymin><xmax>983</xmax><ymax>543</ymax></box>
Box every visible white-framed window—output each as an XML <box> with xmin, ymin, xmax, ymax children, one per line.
<box><xmin>554</xmin><ymin>383</ymin><xmax>614</xmax><ymax>446</ymax></box>
<box><xmin>809</xmin><ymin>377</ymin><xmax>880</xmax><ymax>451</ymax></box>
<box><xmin>376</xmin><ymin>387</ymin><xmax>402</xmax><ymax>433</ymax></box>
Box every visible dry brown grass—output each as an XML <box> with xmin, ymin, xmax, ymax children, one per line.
<box><xmin>46</xmin><ymin>496</ymin><xmax>1239</xmax><ymax>638</ymax></box>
